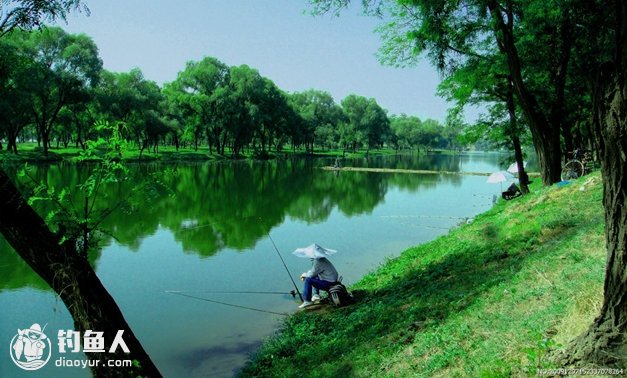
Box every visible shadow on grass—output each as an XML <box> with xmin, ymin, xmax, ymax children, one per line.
<box><xmin>240</xmin><ymin>214</ymin><xmax>586</xmax><ymax>376</ymax></box>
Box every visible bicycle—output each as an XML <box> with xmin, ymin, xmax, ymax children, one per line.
<box><xmin>561</xmin><ymin>149</ymin><xmax>592</xmax><ymax>181</ymax></box>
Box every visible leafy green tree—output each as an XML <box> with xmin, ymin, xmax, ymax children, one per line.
<box><xmin>390</xmin><ymin>114</ymin><xmax>422</xmax><ymax>151</ymax></box>
<box><xmin>0</xmin><ymin>6</ymin><xmax>161</xmax><ymax>376</ymax></box>
<box><xmin>258</xmin><ymin>78</ymin><xmax>293</xmax><ymax>154</ymax></box>
<box><xmin>171</xmin><ymin>56</ymin><xmax>230</xmax><ymax>154</ymax></box>
<box><xmin>0</xmin><ymin>0</ymin><xmax>87</xmax><ymax>38</ymax></box>
<box><xmin>290</xmin><ymin>89</ymin><xmax>343</xmax><ymax>153</ymax></box>
<box><xmin>285</xmin><ymin>94</ymin><xmax>308</xmax><ymax>151</ymax></box>
<box><xmin>552</xmin><ymin>0</ymin><xmax>627</xmax><ymax>367</ymax></box>
<box><xmin>311</xmin><ymin>0</ymin><xmax>627</xmax><ymax>367</ymax></box>
<box><xmin>23</xmin><ymin>26</ymin><xmax>101</xmax><ymax>155</ymax></box>
<box><xmin>311</xmin><ymin>0</ymin><xmax>568</xmax><ymax>184</ymax></box>
<box><xmin>437</xmin><ymin>55</ymin><xmax>531</xmax><ymax>192</ymax></box>
<box><xmin>0</xmin><ymin>30</ymin><xmax>34</xmax><ymax>153</ymax></box>
<box><xmin>95</xmin><ymin>68</ymin><xmax>170</xmax><ymax>156</ymax></box>
<box><xmin>341</xmin><ymin>94</ymin><xmax>390</xmax><ymax>152</ymax></box>
<box><xmin>224</xmin><ymin>65</ymin><xmax>288</xmax><ymax>155</ymax></box>
<box><xmin>162</xmin><ymin>80</ymin><xmax>203</xmax><ymax>150</ymax></box>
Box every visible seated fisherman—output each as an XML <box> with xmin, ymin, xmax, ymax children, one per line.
<box><xmin>298</xmin><ymin>257</ymin><xmax>339</xmax><ymax>308</ymax></box>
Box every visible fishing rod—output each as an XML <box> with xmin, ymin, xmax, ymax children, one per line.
<box><xmin>267</xmin><ymin>232</ymin><xmax>304</xmax><ymax>302</ymax></box>
<box><xmin>177</xmin><ymin>217</ymin><xmax>303</xmax><ymax>301</ymax></box>
<box><xmin>165</xmin><ymin>291</ymin><xmax>288</xmax><ymax>316</ymax></box>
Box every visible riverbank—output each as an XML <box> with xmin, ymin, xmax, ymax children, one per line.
<box><xmin>0</xmin><ymin>143</ymin><xmax>422</xmax><ymax>163</ymax></box>
<box><xmin>321</xmin><ymin>166</ymin><xmax>542</xmax><ymax>177</ymax></box>
<box><xmin>239</xmin><ymin>172</ymin><xmax>605</xmax><ymax>377</ymax></box>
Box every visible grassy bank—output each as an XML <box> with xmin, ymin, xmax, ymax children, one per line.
<box><xmin>0</xmin><ymin>143</ymin><xmax>406</xmax><ymax>163</ymax></box>
<box><xmin>240</xmin><ymin>172</ymin><xmax>606</xmax><ymax>377</ymax></box>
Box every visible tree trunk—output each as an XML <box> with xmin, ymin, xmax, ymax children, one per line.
<box><xmin>0</xmin><ymin>169</ymin><xmax>162</xmax><ymax>377</ymax></box>
<box><xmin>7</xmin><ymin>137</ymin><xmax>17</xmax><ymax>154</ymax></box>
<box><xmin>511</xmin><ymin>135</ymin><xmax>530</xmax><ymax>193</ymax></box>
<box><xmin>488</xmin><ymin>0</ymin><xmax>562</xmax><ymax>185</ymax></box>
<box><xmin>557</xmin><ymin>3</ymin><xmax>627</xmax><ymax>366</ymax></box>
<box><xmin>557</xmin><ymin>65</ymin><xmax>627</xmax><ymax>369</ymax></box>
<box><xmin>506</xmin><ymin>78</ymin><xmax>530</xmax><ymax>194</ymax></box>
<box><xmin>41</xmin><ymin>125</ymin><xmax>50</xmax><ymax>156</ymax></box>
<box><xmin>552</xmin><ymin>10</ymin><xmax>574</xmax><ymax>159</ymax></box>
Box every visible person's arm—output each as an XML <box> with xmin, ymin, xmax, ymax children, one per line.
<box><xmin>301</xmin><ymin>260</ymin><xmax>322</xmax><ymax>279</ymax></box>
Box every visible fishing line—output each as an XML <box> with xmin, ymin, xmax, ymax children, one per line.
<box><xmin>381</xmin><ymin>215</ymin><xmax>459</xmax><ymax>230</ymax></box>
<box><xmin>403</xmin><ymin>223</ymin><xmax>452</xmax><ymax>230</ymax></box>
<box><xmin>267</xmin><ymin>232</ymin><xmax>304</xmax><ymax>302</ymax></box>
<box><xmin>379</xmin><ymin>215</ymin><xmax>466</xmax><ymax>220</ymax></box>
<box><xmin>166</xmin><ymin>289</ymin><xmax>296</xmax><ymax>296</ymax></box>
<box><xmin>165</xmin><ymin>291</ymin><xmax>288</xmax><ymax>316</ymax></box>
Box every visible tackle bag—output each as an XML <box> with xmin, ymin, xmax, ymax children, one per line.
<box><xmin>328</xmin><ymin>283</ymin><xmax>352</xmax><ymax>307</ymax></box>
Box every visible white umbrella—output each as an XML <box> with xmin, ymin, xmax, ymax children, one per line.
<box><xmin>292</xmin><ymin>243</ymin><xmax>337</xmax><ymax>259</ymax></box>
<box><xmin>487</xmin><ymin>171</ymin><xmax>514</xmax><ymax>183</ymax></box>
<box><xmin>487</xmin><ymin>171</ymin><xmax>514</xmax><ymax>191</ymax></box>
<box><xmin>506</xmin><ymin>161</ymin><xmax>527</xmax><ymax>174</ymax></box>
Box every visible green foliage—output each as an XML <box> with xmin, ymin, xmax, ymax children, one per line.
<box><xmin>2</xmin><ymin>25</ymin><xmax>470</xmax><ymax>160</ymax></box>
<box><xmin>17</xmin><ymin>120</ymin><xmax>171</xmax><ymax>256</ymax></box>
<box><xmin>241</xmin><ymin>173</ymin><xmax>606</xmax><ymax>377</ymax></box>
<box><xmin>390</xmin><ymin>114</ymin><xmax>456</xmax><ymax>151</ymax></box>
<box><xmin>0</xmin><ymin>0</ymin><xmax>87</xmax><ymax>37</ymax></box>
<box><xmin>341</xmin><ymin>94</ymin><xmax>390</xmax><ymax>151</ymax></box>
<box><xmin>523</xmin><ymin>332</ymin><xmax>561</xmax><ymax>372</ymax></box>
<box><xmin>1</xmin><ymin>26</ymin><xmax>103</xmax><ymax>156</ymax></box>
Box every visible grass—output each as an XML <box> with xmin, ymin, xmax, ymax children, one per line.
<box><xmin>1</xmin><ymin>143</ymin><xmax>428</xmax><ymax>163</ymax></box>
<box><xmin>239</xmin><ymin>172</ymin><xmax>606</xmax><ymax>377</ymax></box>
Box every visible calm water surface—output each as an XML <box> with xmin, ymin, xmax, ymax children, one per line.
<box><xmin>0</xmin><ymin>153</ymin><xmax>516</xmax><ymax>377</ymax></box>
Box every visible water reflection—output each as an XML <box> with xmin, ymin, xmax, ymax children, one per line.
<box><xmin>0</xmin><ymin>153</ymin><xmax>508</xmax><ymax>377</ymax></box>
<box><xmin>0</xmin><ymin>153</ymin><xmax>502</xmax><ymax>291</ymax></box>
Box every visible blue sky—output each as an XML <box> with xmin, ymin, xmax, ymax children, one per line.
<box><xmin>59</xmin><ymin>0</ymin><xmax>453</xmax><ymax>121</ymax></box>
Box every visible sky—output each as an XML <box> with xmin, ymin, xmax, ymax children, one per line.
<box><xmin>58</xmin><ymin>0</ymin><xmax>455</xmax><ymax>122</ymax></box>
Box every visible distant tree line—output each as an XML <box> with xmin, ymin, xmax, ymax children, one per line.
<box><xmin>0</xmin><ymin>26</ymin><xmax>463</xmax><ymax>157</ymax></box>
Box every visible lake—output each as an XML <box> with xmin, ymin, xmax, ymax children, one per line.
<box><xmin>0</xmin><ymin>152</ymin><xmax>513</xmax><ymax>377</ymax></box>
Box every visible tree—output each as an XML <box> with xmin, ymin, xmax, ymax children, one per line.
<box><xmin>22</xmin><ymin>26</ymin><xmax>102</xmax><ymax>155</ymax></box>
<box><xmin>310</xmin><ymin>0</ymin><xmax>627</xmax><ymax>367</ymax></box>
<box><xmin>0</xmin><ymin>30</ymin><xmax>34</xmax><ymax>153</ymax></box>
<box><xmin>94</xmin><ymin>68</ymin><xmax>167</xmax><ymax>155</ymax></box>
<box><xmin>0</xmin><ymin>8</ymin><xmax>161</xmax><ymax>375</ymax></box>
<box><xmin>0</xmin><ymin>0</ymin><xmax>87</xmax><ymax>38</ymax></box>
<box><xmin>341</xmin><ymin>94</ymin><xmax>390</xmax><ymax>152</ymax></box>
<box><xmin>0</xmin><ymin>127</ymin><xmax>163</xmax><ymax>376</ymax></box>
<box><xmin>437</xmin><ymin>55</ymin><xmax>531</xmax><ymax>193</ymax></box>
<box><xmin>311</xmin><ymin>0</ymin><xmax>570</xmax><ymax>184</ymax></box>
<box><xmin>553</xmin><ymin>0</ymin><xmax>627</xmax><ymax>367</ymax></box>
<box><xmin>225</xmin><ymin>65</ymin><xmax>285</xmax><ymax>155</ymax></box>
<box><xmin>390</xmin><ymin>114</ymin><xmax>423</xmax><ymax>151</ymax></box>
<box><xmin>163</xmin><ymin>80</ymin><xmax>203</xmax><ymax>150</ymax></box>
<box><xmin>290</xmin><ymin>89</ymin><xmax>343</xmax><ymax>153</ymax></box>
<box><xmin>170</xmin><ymin>56</ymin><xmax>230</xmax><ymax>154</ymax></box>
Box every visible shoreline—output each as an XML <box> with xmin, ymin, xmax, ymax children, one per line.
<box><xmin>239</xmin><ymin>172</ymin><xmax>605</xmax><ymax>377</ymax></box>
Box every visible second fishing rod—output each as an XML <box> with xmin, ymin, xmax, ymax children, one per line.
<box><xmin>267</xmin><ymin>232</ymin><xmax>304</xmax><ymax>302</ymax></box>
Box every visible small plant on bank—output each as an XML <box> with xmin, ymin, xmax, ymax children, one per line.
<box><xmin>17</xmin><ymin>120</ymin><xmax>173</xmax><ymax>257</ymax></box>
<box><xmin>523</xmin><ymin>332</ymin><xmax>561</xmax><ymax>373</ymax></box>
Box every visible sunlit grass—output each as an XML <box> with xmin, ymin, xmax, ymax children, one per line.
<box><xmin>240</xmin><ymin>172</ymin><xmax>605</xmax><ymax>377</ymax></box>
<box><xmin>1</xmin><ymin>143</ymin><xmax>437</xmax><ymax>163</ymax></box>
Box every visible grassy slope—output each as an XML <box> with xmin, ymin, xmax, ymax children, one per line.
<box><xmin>240</xmin><ymin>172</ymin><xmax>606</xmax><ymax>377</ymax></box>
<box><xmin>0</xmin><ymin>143</ymin><xmax>403</xmax><ymax>162</ymax></box>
